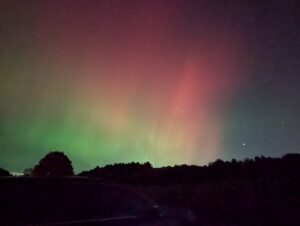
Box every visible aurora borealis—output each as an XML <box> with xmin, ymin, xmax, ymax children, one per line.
<box><xmin>1</xmin><ymin>0</ymin><xmax>299</xmax><ymax>172</ymax></box>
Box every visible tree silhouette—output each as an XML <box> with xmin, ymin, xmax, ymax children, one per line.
<box><xmin>32</xmin><ymin>151</ymin><xmax>74</xmax><ymax>176</ymax></box>
<box><xmin>0</xmin><ymin>168</ymin><xmax>11</xmax><ymax>176</ymax></box>
<box><xmin>23</xmin><ymin>168</ymin><xmax>33</xmax><ymax>176</ymax></box>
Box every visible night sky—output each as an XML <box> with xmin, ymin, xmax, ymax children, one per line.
<box><xmin>0</xmin><ymin>0</ymin><xmax>299</xmax><ymax>172</ymax></box>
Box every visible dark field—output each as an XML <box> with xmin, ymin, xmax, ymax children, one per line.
<box><xmin>1</xmin><ymin>154</ymin><xmax>299</xmax><ymax>226</ymax></box>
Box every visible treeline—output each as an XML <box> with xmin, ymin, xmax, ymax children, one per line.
<box><xmin>79</xmin><ymin>153</ymin><xmax>300</xmax><ymax>186</ymax></box>
<box><xmin>1</xmin><ymin>153</ymin><xmax>299</xmax><ymax>186</ymax></box>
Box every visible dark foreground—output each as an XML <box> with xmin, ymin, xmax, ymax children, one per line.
<box><xmin>0</xmin><ymin>154</ymin><xmax>299</xmax><ymax>226</ymax></box>
<box><xmin>80</xmin><ymin>154</ymin><xmax>300</xmax><ymax>226</ymax></box>
<box><xmin>0</xmin><ymin>177</ymin><xmax>196</xmax><ymax>226</ymax></box>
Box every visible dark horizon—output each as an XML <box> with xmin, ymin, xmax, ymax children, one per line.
<box><xmin>4</xmin><ymin>151</ymin><xmax>299</xmax><ymax>175</ymax></box>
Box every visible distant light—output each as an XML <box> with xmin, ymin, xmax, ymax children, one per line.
<box><xmin>10</xmin><ymin>172</ymin><xmax>24</xmax><ymax>176</ymax></box>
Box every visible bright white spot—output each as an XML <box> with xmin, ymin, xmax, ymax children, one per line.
<box><xmin>10</xmin><ymin>172</ymin><xmax>24</xmax><ymax>176</ymax></box>
<box><xmin>242</xmin><ymin>142</ymin><xmax>246</xmax><ymax>146</ymax></box>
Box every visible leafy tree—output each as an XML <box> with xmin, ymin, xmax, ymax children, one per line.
<box><xmin>32</xmin><ymin>151</ymin><xmax>74</xmax><ymax>176</ymax></box>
